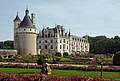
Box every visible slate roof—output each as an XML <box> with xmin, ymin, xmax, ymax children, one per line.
<box><xmin>13</xmin><ymin>12</ymin><xmax>21</xmax><ymax>22</ymax></box>
<box><xmin>18</xmin><ymin>9</ymin><xmax>35</xmax><ymax>28</ymax></box>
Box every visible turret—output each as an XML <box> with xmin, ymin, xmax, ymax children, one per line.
<box><xmin>14</xmin><ymin>7</ymin><xmax>37</xmax><ymax>55</ymax></box>
<box><xmin>13</xmin><ymin>12</ymin><xmax>21</xmax><ymax>29</ymax></box>
<box><xmin>13</xmin><ymin>12</ymin><xmax>21</xmax><ymax>49</ymax></box>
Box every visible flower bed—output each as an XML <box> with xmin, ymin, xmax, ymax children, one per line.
<box><xmin>0</xmin><ymin>63</ymin><xmax>120</xmax><ymax>72</ymax></box>
<box><xmin>0</xmin><ymin>73</ymin><xmax>115</xmax><ymax>81</ymax></box>
<box><xmin>50</xmin><ymin>65</ymin><xmax>120</xmax><ymax>72</ymax></box>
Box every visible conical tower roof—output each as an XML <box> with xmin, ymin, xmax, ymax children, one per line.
<box><xmin>14</xmin><ymin>12</ymin><xmax>21</xmax><ymax>22</ymax></box>
<box><xmin>19</xmin><ymin>8</ymin><xmax>35</xmax><ymax>28</ymax></box>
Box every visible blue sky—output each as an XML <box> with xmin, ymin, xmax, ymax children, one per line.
<box><xmin>0</xmin><ymin>0</ymin><xmax>120</xmax><ymax>41</ymax></box>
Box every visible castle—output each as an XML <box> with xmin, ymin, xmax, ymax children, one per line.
<box><xmin>13</xmin><ymin>8</ymin><xmax>89</xmax><ymax>56</ymax></box>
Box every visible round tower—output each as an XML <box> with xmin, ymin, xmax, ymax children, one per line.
<box><xmin>16</xmin><ymin>8</ymin><xmax>37</xmax><ymax>55</ymax></box>
<box><xmin>13</xmin><ymin>12</ymin><xmax>21</xmax><ymax>50</ymax></box>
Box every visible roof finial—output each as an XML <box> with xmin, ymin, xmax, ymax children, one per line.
<box><xmin>55</xmin><ymin>23</ymin><xmax>57</xmax><ymax>27</ymax></box>
<box><xmin>26</xmin><ymin>5</ymin><xmax>28</xmax><ymax>10</ymax></box>
<box><xmin>17</xmin><ymin>12</ymin><xmax>18</xmax><ymax>16</ymax></box>
<box><xmin>25</xmin><ymin>5</ymin><xmax>29</xmax><ymax>15</ymax></box>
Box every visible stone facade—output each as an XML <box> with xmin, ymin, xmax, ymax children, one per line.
<box><xmin>14</xmin><ymin>8</ymin><xmax>89</xmax><ymax>55</ymax></box>
<box><xmin>14</xmin><ymin>8</ymin><xmax>37</xmax><ymax>55</ymax></box>
<box><xmin>38</xmin><ymin>25</ymin><xmax>89</xmax><ymax>55</ymax></box>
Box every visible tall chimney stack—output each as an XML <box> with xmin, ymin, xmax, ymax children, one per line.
<box><xmin>31</xmin><ymin>13</ymin><xmax>35</xmax><ymax>26</ymax></box>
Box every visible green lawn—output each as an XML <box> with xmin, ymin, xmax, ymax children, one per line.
<box><xmin>52</xmin><ymin>70</ymin><xmax>120</xmax><ymax>79</ymax></box>
<box><xmin>0</xmin><ymin>67</ymin><xmax>120</xmax><ymax>79</ymax></box>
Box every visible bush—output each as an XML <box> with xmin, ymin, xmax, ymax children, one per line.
<box><xmin>113</xmin><ymin>51</ymin><xmax>120</xmax><ymax>66</ymax></box>
<box><xmin>55</xmin><ymin>52</ymin><xmax>62</xmax><ymax>57</ymax></box>
<box><xmin>63</xmin><ymin>52</ymin><xmax>69</xmax><ymax>57</ymax></box>
<box><xmin>37</xmin><ymin>58</ymin><xmax>45</xmax><ymax>65</ymax></box>
<box><xmin>52</xmin><ymin>57</ymin><xmax>61</xmax><ymax>64</ymax></box>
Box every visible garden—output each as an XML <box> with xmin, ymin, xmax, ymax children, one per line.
<box><xmin>0</xmin><ymin>52</ymin><xmax>120</xmax><ymax>81</ymax></box>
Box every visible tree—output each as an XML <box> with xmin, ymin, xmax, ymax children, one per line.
<box><xmin>113</xmin><ymin>51</ymin><xmax>120</xmax><ymax>66</ymax></box>
<box><xmin>0</xmin><ymin>41</ymin><xmax>14</xmax><ymax>49</ymax></box>
<box><xmin>88</xmin><ymin>35</ymin><xmax>120</xmax><ymax>54</ymax></box>
<box><xmin>94</xmin><ymin>54</ymin><xmax>107</xmax><ymax>78</ymax></box>
<box><xmin>114</xmin><ymin>36</ymin><xmax>120</xmax><ymax>41</ymax></box>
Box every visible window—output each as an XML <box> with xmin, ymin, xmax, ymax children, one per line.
<box><xmin>51</xmin><ymin>40</ymin><xmax>53</xmax><ymax>43</ymax></box>
<box><xmin>60</xmin><ymin>40</ymin><xmax>62</xmax><ymax>43</ymax></box>
<box><xmin>30</xmin><ymin>29</ymin><xmax>32</xmax><ymax>31</ymax></box>
<box><xmin>67</xmin><ymin>46</ymin><xmax>68</xmax><ymax>49</ymax></box>
<box><xmin>63</xmin><ymin>39</ymin><xmax>65</xmax><ymax>43</ymax></box>
<box><xmin>60</xmin><ymin>45</ymin><xmax>62</xmax><ymax>49</ymax></box>
<box><xmin>51</xmin><ymin>45</ymin><xmax>53</xmax><ymax>49</ymax></box>
<box><xmin>24</xmin><ymin>29</ymin><xmax>26</xmax><ymax>31</ymax></box>
<box><xmin>39</xmin><ymin>46</ymin><xmax>41</xmax><ymax>49</ymax></box>
<box><xmin>45</xmin><ymin>45</ymin><xmax>47</xmax><ymax>49</ymax></box>
<box><xmin>39</xmin><ymin>40</ymin><xmax>41</xmax><ymax>43</ymax></box>
<box><xmin>45</xmin><ymin>34</ymin><xmax>47</xmax><ymax>37</ymax></box>
<box><xmin>56</xmin><ymin>40</ymin><xmax>57</xmax><ymax>42</ymax></box>
<box><xmin>67</xmin><ymin>41</ymin><xmax>68</xmax><ymax>44</ymax></box>
<box><xmin>63</xmin><ymin>44</ymin><xmax>65</xmax><ymax>49</ymax></box>
<box><xmin>45</xmin><ymin>40</ymin><xmax>47</xmax><ymax>43</ymax></box>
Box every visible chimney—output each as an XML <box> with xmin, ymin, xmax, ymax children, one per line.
<box><xmin>31</xmin><ymin>13</ymin><xmax>35</xmax><ymax>26</ymax></box>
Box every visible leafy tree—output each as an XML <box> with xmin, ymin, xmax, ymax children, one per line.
<box><xmin>114</xmin><ymin>36</ymin><xmax>120</xmax><ymax>41</ymax></box>
<box><xmin>37</xmin><ymin>57</ymin><xmax>45</xmax><ymax>65</ymax></box>
<box><xmin>113</xmin><ymin>51</ymin><xmax>120</xmax><ymax>66</ymax></box>
<box><xmin>88</xmin><ymin>35</ymin><xmax>120</xmax><ymax>54</ymax></box>
<box><xmin>0</xmin><ymin>41</ymin><xmax>14</xmax><ymax>49</ymax></box>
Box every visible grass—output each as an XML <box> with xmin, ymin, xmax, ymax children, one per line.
<box><xmin>0</xmin><ymin>67</ymin><xmax>120</xmax><ymax>79</ymax></box>
<box><xmin>52</xmin><ymin>70</ymin><xmax>120</xmax><ymax>79</ymax></box>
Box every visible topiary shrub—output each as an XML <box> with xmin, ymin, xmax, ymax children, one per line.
<box><xmin>63</xmin><ymin>52</ymin><xmax>69</xmax><ymax>57</ymax></box>
<box><xmin>37</xmin><ymin>58</ymin><xmax>45</xmax><ymax>65</ymax></box>
<box><xmin>52</xmin><ymin>57</ymin><xmax>61</xmax><ymax>64</ymax></box>
<box><xmin>113</xmin><ymin>51</ymin><xmax>120</xmax><ymax>66</ymax></box>
<box><xmin>55</xmin><ymin>52</ymin><xmax>62</xmax><ymax>57</ymax></box>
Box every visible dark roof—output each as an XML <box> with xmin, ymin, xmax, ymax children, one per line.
<box><xmin>18</xmin><ymin>9</ymin><xmax>35</xmax><ymax>28</ymax></box>
<box><xmin>13</xmin><ymin>13</ymin><xmax>21</xmax><ymax>22</ymax></box>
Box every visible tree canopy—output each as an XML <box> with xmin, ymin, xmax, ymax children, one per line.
<box><xmin>1</xmin><ymin>35</ymin><xmax>120</xmax><ymax>54</ymax></box>
<box><xmin>88</xmin><ymin>35</ymin><xmax>120</xmax><ymax>54</ymax></box>
<box><xmin>0</xmin><ymin>40</ymin><xmax>14</xmax><ymax>49</ymax></box>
